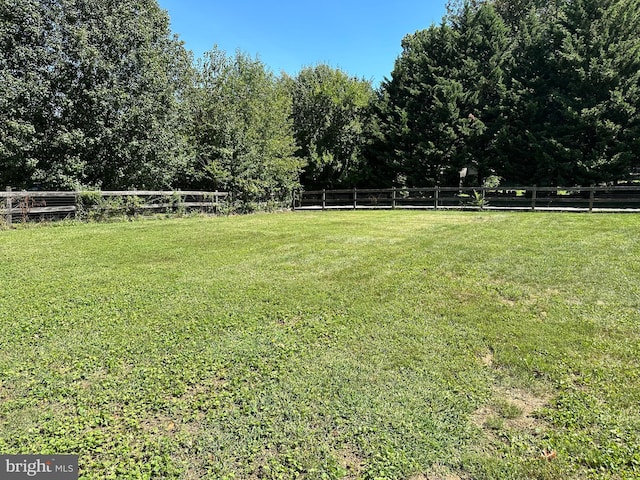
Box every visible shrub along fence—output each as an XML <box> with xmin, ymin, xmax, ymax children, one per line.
<box><xmin>294</xmin><ymin>186</ymin><xmax>640</xmax><ymax>212</ymax></box>
<box><xmin>1</xmin><ymin>188</ymin><xmax>229</xmax><ymax>225</ymax></box>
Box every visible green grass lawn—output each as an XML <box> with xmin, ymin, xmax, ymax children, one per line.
<box><xmin>1</xmin><ymin>211</ymin><xmax>639</xmax><ymax>479</ymax></box>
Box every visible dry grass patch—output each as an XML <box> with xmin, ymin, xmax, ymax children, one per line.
<box><xmin>472</xmin><ymin>386</ymin><xmax>550</xmax><ymax>435</ymax></box>
<box><xmin>413</xmin><ymin>463</ymin><xmax>467</xmax><ymax>479</ymax></box>
<box><xmin>338</xmin><ymin>446</ymin><xmax>364</xmax><ymax>479</ymax></box>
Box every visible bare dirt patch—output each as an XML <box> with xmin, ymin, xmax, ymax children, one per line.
<box><xmin>478</xmin><ymin>350</ymin><xmax>494</xmax><ymax>367</ymax></box>
<box><xmin>501</xmin><ymin>387</ymin><xmax>549</xmax><ymax>430</ymax></box>
<box><xmin>472</xmin><ymin>386</ymin><xmax>550</xmax><ymax>434</ymax></box>
<box><xmin>413</xmin><ymin>463</ymin><xmax>467</xmax><ymax>479</ymax></box>
<box><xmin>338</xmin><ymin>446</ymin><xmax>364</xmax><ymax>479</ymax></box>
<box><xmin>471</xmin><ymin>405</ymin><xmax>496</xmax><ymax>430</ymax></box>
<box><xmin>499</xmin><ymin>297</ymin><xmax>517</xmax><ymax>307</ymax></box>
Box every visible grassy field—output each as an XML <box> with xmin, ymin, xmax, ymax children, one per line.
<box><xmin>0</xmin><ymin>211</ymin><xmax>639</xmax><ymax>479</ymax></box>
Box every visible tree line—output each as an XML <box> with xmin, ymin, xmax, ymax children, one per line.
<box><xmin>2</xmin><ymin>0</ymin><xmax>639</xmax><ymax>205</ymax></box>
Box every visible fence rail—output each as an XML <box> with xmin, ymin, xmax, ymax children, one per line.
<box><xmin>294</xmin><ymin>186</ymin><xmax>640</xmax><ymax>212</ymax></box>
<box><xmin>1</xmin><ymin>188</ymin><xmax>229</xmax><ymax>225</ymax></box>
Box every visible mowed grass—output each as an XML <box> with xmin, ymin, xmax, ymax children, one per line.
<box><xmin>0</xmin><ymin>211</ymin><xmax>639</xmax><ymax>479</ymax></box>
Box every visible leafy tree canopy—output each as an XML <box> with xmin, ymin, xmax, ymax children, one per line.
<box><xmin>284</xmin><ymin>65</ymin><xmax>374</xmax><ymax>189</ymax></box>
<box><xmin>1</xmin><ymin>0</ymin><xmax>193</xmax><ymax>190</ymax></box>
<box><xmin>187</xmin><ymin>47</ymin><xmax>303</xmax><ymax>205</ymax></box>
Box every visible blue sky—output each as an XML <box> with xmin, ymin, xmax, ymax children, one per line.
<box><xmin>157</xmin><ymin>0</ymin><xmax>448</xmax><ymax>85</ymax></box>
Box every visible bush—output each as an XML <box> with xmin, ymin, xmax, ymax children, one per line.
<box><xmin>78</xmin><ymin>191</ymin><xmax>128</xmax><ymax>222</ymax></box>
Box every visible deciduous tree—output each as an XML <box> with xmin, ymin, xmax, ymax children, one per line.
<box><xmin>0</xmin><ymin>0</ymin><xmax>192</xmax><ymax>189</ymax></box>
<box><xmin>285</xmin><ymin>65</ymin><xmax>373</xmax><ymax>189</ymax></box>
<box><xmin>188</xmin><ymin>48</ymin><xmax>302</xmax><ymax>205</ymax></box>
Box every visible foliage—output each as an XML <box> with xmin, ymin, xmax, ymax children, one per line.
<box><xmin>370</xmin><ymin>3</ymin><xmax>509</xmax><ymax>187</ymax></box>
<box><xmin>0</xmin><ymin>0</ymin><xmax>193</xmax><ymax>190</ymax></box>
<box><xmin>496</xmin><ymin>0</ymin><xmax>640</xmax><ymax>185</ymax></box>
<box><xmin>76</xmin><ymin>190</ymin><xmax>102</xmax><ymax>220</ymax></box>
<box><xmin>482</xmin><ymin>175</ymin><xmax>502</xmax><ymax>189</ymax></box>
<box><xmin>1</xmin><ymin>212</ymin><xmax>639</xmax><ymax>478</ymax></box>
<box><xmin>283</xmin><ymin>65</ymin><xmax>374</xmax><ymax>189</ymax></box>
<box><xmin>77</xmin><ymin>191</ymin><xmax>205</xmax><ymax>221</ymax></box>
<box><xmin>369</xmin><ymin>0</ymin><xmax>640</xmax><ymax>187</ymax></box>
<box><xmin>168</xmin><ymin>192</ymin><xmax>186</xmax><ymax>216</ymax></box>
<box><xmin>3</xmin><ymin>0</ymin><xmax>640</xmax><ymax>196</ymax></box>
<box><xmin>187</xmin><ymin>47</ymin><xmax>303</xmax><ymax>204</ymax></box>
<box><xmin>468</xmin><ymin>190</ymin><xmax>489</xmax><ymax>210</ymax></box>
<box><xmin>77</xmin><ymin>193</ymin><xmax>131</xmax><ymax>222</ymax></box>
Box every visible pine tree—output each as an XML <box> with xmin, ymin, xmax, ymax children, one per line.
<box><xmin>499</xmin><ymin>0</ymin><xmax>640</xmax><ymax>185</ymax></box>
<box><xmin>556</xmin><ymin>0</ymin><xmax>640</xmax><ymax>183</ymax></box>
<box><xmin>372</xmin><ymin>23</ymin><xmax>464</xmax><ymax>186</ymax></box>
<box><xmin>495</xmin><ymin>6</ymin><xmax>562</xmax><ymax>184</ymax></box>
<box><xmin>453</xmin><ymin>2</ymin><xmax>510</xmax><ymax>183</ymax></box>
<box><xmin>371</xmin><ymin>3</ymin><xmax>510</xmax><ymax>186</ymax></box>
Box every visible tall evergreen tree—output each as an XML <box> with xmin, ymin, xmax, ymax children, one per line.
<box><xmin>494</xmin><ymin>5</ymin><xmax>560</xmax><ymax>184</ymax></box>
<box><xmin>553</xmin><ymin>0</ymin><xmax>640</xmax><ymax>183</ymax></box>
<box><xmin>452</xmin><ymin>2</ymin><xmax>510</xmax><ymax>182</ymax></box>
<box><xmin>371</xmin><ymin>2</ymin><xmax>509</xmax><ymax>186</ymax></box>
<box><xmin>372</xmin><ymin>23</ymin><xmax>465</xmax><ymax>186</ymax></box>
<box><xmin>373</xmin><ymin>0</ymin><xmax>640</xmax><ymax>187</ymax></box>
<box><xmin>499</xmin><ymin>0</ymin><xmax>640</xmax><ymax>185</ymax></box>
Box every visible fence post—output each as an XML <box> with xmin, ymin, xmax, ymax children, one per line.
<box><xmin>434</xmin><ymin>186</ymin><xmax>439</xmax><ymax>210</ymax></box>
<box><xmin>481</xmin><ymin>186</ymin><xmax>486</xmax><ymax>210</ymax></box>
<box><xmin>353</xmin><ymin>187</ymin><xmax>357</xmax><ymax>210</ymax></box>
<box><xmin>392</xmin><ymin>187</ymin><xmax>396</xmax><ymax>209</ymax></box>
<box><xmin>531</xmin><ymin>185</ymin><xmax>537</xmax><ymax>212</ymax></box>
<box><xmin>5</xmin><ymin>186</ymin><xmax>12</xmax><ymax>225</ymax></box>
<box><xmin>322</xmin><ymin>189</ymin><xmax>326</xmax><ymax>211</ymax></box>
<box><xmin>588</xmin><ymin>187</ymin><xmax>595</xmax><ymax>213</ymax></box>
